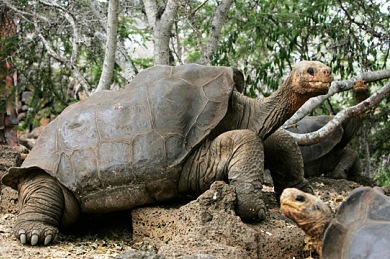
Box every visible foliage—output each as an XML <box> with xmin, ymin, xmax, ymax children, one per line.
<box><xmin>374</xmin><ymin>166</ymin><xmax>390</xmax><ymax>186</ymax></box>
<box><xmin>179</xmin><ymin>0</ymin><xmax>388</xmax><ymax>97</ymax></box>
<box><xmin>368</xmin><ymin>97</ymin><xmax>390</xmax><ymax>185</ymax></box>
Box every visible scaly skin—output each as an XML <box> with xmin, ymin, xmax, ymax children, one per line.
<box><xmin>179</xmin><ymin>129</ymin><xmax>266</xmax><ymax>221</ymax></box>
<box><xmin>280</xmin><ymin>188</ymin><xmax>333</xmax><ymax>258</ymax></box>
<box><xmin>15</xmin><ymin>172</ymin><xmax>80</xmax><ymax>245</ymax></box>
<box><xmin>264</xmin><ymin>129</ymin><xmax>314</xmax><ymax>202</ymax></box>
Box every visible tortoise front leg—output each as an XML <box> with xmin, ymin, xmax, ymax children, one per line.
<box><xmin>15</xmin><ymin>171</ymin><xmax>79</xmax><ymax>245</ymax></box>
<box><xmin>225</xmin><ymin>130</ymin><xmax>266</xmax><ymax>222</ymax></box>
<box><xmin>179</xmin><ymin>129</ymin><xmax>266</xmax><ymax>222</ymax></box>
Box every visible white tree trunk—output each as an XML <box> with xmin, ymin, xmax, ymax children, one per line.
<box><xmin>199</xmin><ymin>0</ymin><xmax>234</xmax><ymax>65</ymax></box>
<box><xmin>88</xmin><ymin>0</ymin><xmax>137</xmax><ymax>83</ymax></box>
<box><xmin>143</xmin><ymin>0</ymin><xmax>179</xmax><ymax>65</ymax></box>
<box><xmin>95</xmin><ymin>0</ymin><xmax>120</xmax><ymax>92</ymax></box>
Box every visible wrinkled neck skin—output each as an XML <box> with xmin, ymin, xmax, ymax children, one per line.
<box><xmin>218</xmin><ymin>76</ymin><xmax>308</xmax><ymax>140</ymax></box>
<box><xmin>354</xmin><ymin>91</ymin><xmax>370</xmax><ymax>104</ymax></box>
<box><xmin>340</xmin><ymin>88</ymin><xmax>370</xmax><ymax>141</ymax></box>
<box><xmin>302</xmin><ymin>217</ymin><xmax>332</xmax><ymax>258</ymax></box>
<box><xmin>354</xmin><ymin>89</ymin><xmax>370</xmax><ymax>120</ymax></box>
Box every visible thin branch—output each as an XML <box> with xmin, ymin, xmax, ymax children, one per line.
<box><xmin>2</xmin><ymin>0</ymin><xmax>49</xmax><ymax>22</ymax></box>
<box><xmin>185</xmin><ymin>3</ymin><xmax>206</xmax><ymax>56</ymax></box>
<box><xmin>191</xmin><ymin>0</ymin><xmax>209</xmax><ymax>16</ymax></box>
<box><xmin>39</xmin><ymin>0</ymin><xmax>79</xmax><ymax>64</ymax></box>
<box><xmin>33</xmin><ymin>15</ymin><xmax>91</xmax><ymax>92</ymax></box>
<box><xmin>289</xmin><ymin>80</ymin><xmax>390</xmax><ymax>145</ymax></box>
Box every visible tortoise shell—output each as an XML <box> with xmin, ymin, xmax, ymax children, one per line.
<box><xmin>3</xmin><ymin>64</ymin><xmax>240</xmax><ymax>204</ymax></box>
<box><xmin>323</xmin><ymin>186</ymin><xmax>390</xmax><ymax>259</ymax></box>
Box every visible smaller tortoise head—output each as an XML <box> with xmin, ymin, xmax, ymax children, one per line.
<box><xmin>280</xmin><ymin>188</ymin><xmax>333</xmax><ymax>255</ymax></box>
<box><xmin>353</xmin><ymin>80</ymin><xmax>370</xmax><ymax>104</ymax></box>
<box><xmin>353</xmin><ymin>80</ymin><xmax>369</xmax><ymax>93</ymax></box>
<box><xmin>288</xmin><ymin>61</ymin><xmax>332</xmax><ymax>97</ymax></box>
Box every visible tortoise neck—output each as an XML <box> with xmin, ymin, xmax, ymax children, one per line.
<box><xmin>239</xmin><ymin>77</ymin><xmax>310</xmax><ymax>139</ymax></box>
<box><xmin>217</xmin><ymin>76</ymin><xmax>315</xmax><ymax>140</ymax></box>
<box><xmin>354</xmin><ymin>90</ymin><xmax>370</xmax><ymax>105</ymax></box>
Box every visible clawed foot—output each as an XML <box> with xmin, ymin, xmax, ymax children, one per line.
<box><xmin>326</xmin><ymin>170</ymin><xmax>347</xmax><ymax>179</ymax></box>
<box><xmin>235</xmin><ymin>182</ymin><xmax>267</xmax><ymax>222</ymax></box>
<box><xmin>14</xmin><ymin>222</ymin><xmax>58</xmax><ymax>246</ymax></box>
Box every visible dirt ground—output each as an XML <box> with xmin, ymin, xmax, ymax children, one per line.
<box><xmin>0</xmin><ymin>145</ymin><xmax>372</xmax><ymax>258</ymax></box>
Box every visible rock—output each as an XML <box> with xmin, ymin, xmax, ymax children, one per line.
<box><xmin>132</xmin><ymin>181</ymin><xmax>306</xmax><ymax>258</ymax></box>
<box><xmin>21</xmin><ymin>91</ymin><xmax>33</xmax><ymax>106</ymax></box>
<box><xmin>0</xmin><ymin>145</ymin><xmax>22</xmax><ymax>178</ymax></box>
<box><xmin>116</xmin><ymin>249</ymin><xmax>165</xmax><ymax>259</ymax></box>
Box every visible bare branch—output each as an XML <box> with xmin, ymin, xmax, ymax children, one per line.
<box><xmin>191</xmin><ymin>0</ymin><xmax>209</xmax><ymax>16</ymax></box>
<box><xmin>284</xmin><ymin>68</ymin><xmax>390</xmax><ymax>126</ymax></box>
<box><xmin>185</xmin><ymin>2</ymin><xmax>206</xmax><ymax>57</ymax></box>
<box><xmin>39</xmin><ymin>0</ymin><xmax>79</xmax><ymax>64</ymax></box>
<box><xmin>2</xmin><ymin>0</ymin><xmax>49</xmax><ymax>22</ymax></box>
<box><xmin>289</xmin><ymin>80</ymin><xmax>390</xmax><ymax>145</ymax></box>
<box><xmin>32</xmin><ymin>13</ymin><xmax>91</xmax><ymax>92</ymax></box>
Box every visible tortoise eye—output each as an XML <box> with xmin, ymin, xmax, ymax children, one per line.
<box><xmin>307</xmin><ymin>68</ymin><xmax>314</xmax><ymax>76</ymax></box>
<box><xmin>295</xmin><ymin>195</ymin><xmax>305</xmax><ymax>202</ymax></box>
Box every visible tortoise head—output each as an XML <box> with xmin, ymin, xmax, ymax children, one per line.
<box><xmin>288</xmin><ymin>61</ymin><xmax>332</xmax><ymax>97</ymax></box>
<box><xmin>353</xmin><ymin>80</ymin><xmax>370</xmax><ymax>104</ymax></box>
<box><xmin>353</xmin><ymin>80</ymin><xmax>369</xmax><ymax>93</ymax></box>
<box><xmin>280</xmin><ymin>188</ymin><xmax>333</xmax><ymax>241</ymax></box>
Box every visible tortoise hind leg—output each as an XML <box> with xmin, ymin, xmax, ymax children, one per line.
<box><xmin>14</xmin><ymin>171</ymin><xmax>79</xmax><ymax>245</ymax></box>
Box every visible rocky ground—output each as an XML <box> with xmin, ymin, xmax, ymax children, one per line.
<box><xmin>0</xmin><ymin>145</ymin><xmax>377</xmax><ymax>259</ymax></box>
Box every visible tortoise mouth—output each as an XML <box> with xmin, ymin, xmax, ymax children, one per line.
<box><xmin>354</xmin><ymin>86</ymin><xmax>368</xmax><ymax>92</ymax></box>
<box><xmin>311</xmin><ymin>81</ymin><xmax>331</xmax><ymax>87</ymax></box>
<box><xmin>311</xmin><ymin>82</ymin><xmax>331</xmax><ymax>94</ymax></box>
<box><xmin>280</xmin><ymin>201</ymin><xmax>301</xmax><ymax>216</ymax></box>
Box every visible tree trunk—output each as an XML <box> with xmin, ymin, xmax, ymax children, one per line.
<box><xmin>199</xmin><ymin>0</ymin><xmax>234</xmax><ymax>65</ymax></box>
<box><xmin>143</xmin><ymin>0</ymin><xmax>179</xmax><ymax>65</ymax></box>
<box><xmin>95</xmin><ymin>0</ymin><xmax>120</xmax><ymax>92</ymax></box>
<box><xmin>88</xmin><ymin>0</ymin><xmax>137</xmax><ymax>84</ymax></box>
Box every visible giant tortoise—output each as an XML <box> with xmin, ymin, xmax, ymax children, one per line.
<box><xmin>280</xmin><ymin>187</ymin><xmax>390</xmax><ymax>258</ymax></box>
<box><xmin>2</xmin><ymin>61</ymin><xmax>332</xmax><ymax>245</ymax></box>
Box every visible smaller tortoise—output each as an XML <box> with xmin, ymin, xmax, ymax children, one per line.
<box><xmin>286</xmin><ymin>80</ymin><xmax>370</xmax><ymax>179</ymax></box>
<box><xmin>280</xmin><ymin>187</ymin><xmax>390</xmax><ymax>259</ymax></box>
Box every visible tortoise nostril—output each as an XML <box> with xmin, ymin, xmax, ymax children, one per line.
<box><xmin>324</xmin><ymin>70</ymin><xmax>331</xmax><ymax>76</ymax></box>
